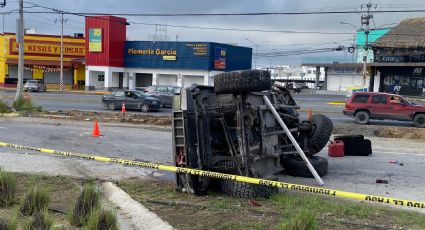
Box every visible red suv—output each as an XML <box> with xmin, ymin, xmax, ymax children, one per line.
<box><xmin>343</xmin><ymin>92</ymin><xmax>425</xmax><ymax>128</ymax></box>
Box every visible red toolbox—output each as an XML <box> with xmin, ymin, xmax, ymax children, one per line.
<box><xmin>328</xmin><ymin>140</ymin><xmax>344</xmax><ymax>157</ymax></box>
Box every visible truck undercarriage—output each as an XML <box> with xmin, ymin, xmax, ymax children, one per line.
<box><xmin>172</xmin><ymin>70</ymin><xmax>333</xmax><ymax>198</ymax></box>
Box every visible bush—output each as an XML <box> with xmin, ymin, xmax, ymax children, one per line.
<box><xmin>0</xmin><ymin>100</ymin><xmax>10</xmax><ymax>113</ymax></box>
<box><xmin>23</xmin><ymin>211</ymin><xmax>53</xmax><ymax>230</ymax></box>
<box><xmin>0</xmin><ymin>218</ymin><xmax>17</xmax><ymax>230</ymax></box>
<box><xmin>69</xmin><ymin>184</ymin><xmax>101</xmax><ymax>226</ymax></box>
<box><xmin>279</xmin><ymin>209</ymin><xmax>318</xmax><ymax>230</ymax></box>
<box><xmin>19</xmin><ymin>185</ymin><xmax>50</xmax><ymax>216</ymax></box>
<box><xmin>12</xmin><ymin>96</ymin><xmax>42</xmax><ymax>112</ymax></box>
<box><xmin>84</xmin><ymin>209</ymin><xmax>118</xmax><ymax>230</ymax></box>
<box><xmin>0</xmin><ymin>171</ymin><xmax>17</xmax><ymax>207</ymax></box>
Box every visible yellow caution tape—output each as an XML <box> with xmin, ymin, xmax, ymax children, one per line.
<box><xmin>0</xmin><ymin>141</ymin><xmax>424</xmax><ymax>209</ymax></box>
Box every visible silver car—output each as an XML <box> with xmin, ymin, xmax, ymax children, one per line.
<box><xmin>24</xmin><ymin>80</ymin><xmax>46</xmax><ymax>92</ymax></box>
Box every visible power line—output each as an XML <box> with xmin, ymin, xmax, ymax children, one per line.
<box><xmin>19</xmin><ymin>9</ymin><xmax>425</xmax><ymax>16</ymax></box>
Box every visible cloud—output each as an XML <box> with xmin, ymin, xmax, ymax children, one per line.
<box><xmin>3</xmin><ymin>0</ymin><xmax>424</xmax><ymax>65</ymax></box>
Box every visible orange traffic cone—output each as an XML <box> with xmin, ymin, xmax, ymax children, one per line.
<box><xmin>307</xmin><ymin>108</ymin><xmax>313</xmax><ymax>120</ymax></box>
<box><xmin>92</xmin><ymin>120</ymin><xmax>101</xmax><ymax>137</ymax></box>
<box><xmin>121</xmin><ymin>102</ymin><xmax>127</xmax><ymax>113</ymax></box>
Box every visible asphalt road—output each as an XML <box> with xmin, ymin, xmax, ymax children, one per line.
<box><xmin>1</xmin><ymin>89</ymin><xmax>424</xmax><ymax>126</ymax></box>
<box><xmin>0</xmin><ymin>117</ymin><xmax>424</xmax><ymax>205</ymax></box>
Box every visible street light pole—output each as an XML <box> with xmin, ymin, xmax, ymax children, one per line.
<box><xmin>244</xmin><ymin>38</ymin><xmax>269</xmax><ymax>69</ymax></box>
<box><xmin>361</xmin><ymin>2</ymin><xmax>374</xmax><ymax>87</ymax></box>
<box><xmin>15</xmin><ymin>0</ymin><xmax>24</xmax><ymax>101</ymax></box>
<box><xmin>55</xmin><ymin>12</ymin><xmax>67</xmax><ymax>91</ymax></box>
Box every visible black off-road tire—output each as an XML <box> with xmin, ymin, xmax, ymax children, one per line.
<box><xmin>413</xmin><ymin>114</ymin><xmax>425</xmax><ymax>128</ymax></box>
<box><xmin>355</xmin><ymin>110</ymin><xmax>370</xmax><ymax>125</ymax></box>
<box><xmin>282</xmin><ymin>156</ymin><xmax>328</xmax><ymax>178</ymax></box>
<box><xmin>214</xmin><ymin>70</ymin><xmax>272</xmax><ymax>94</ymax></box>
<box><xmin>220</xmin><ymin>180</ymin><xmax>278</xmax><ymax>199</ymax></box>
<box><xmin>306</xmin><ymin>114</ymin><xmax>333</xmax><ymax>155</ymax></box>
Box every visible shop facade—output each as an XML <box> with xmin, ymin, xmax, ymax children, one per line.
<box><xmin>372</xmin><ymin>17</ymin><xmax>425</xmax><ymax>96</ymax></box>
<box><xmin>84</xmin><ymin>16</ymin><xmax>252</xmax><ymax>91</ymax></box>
<box><xmin>0</xmin><ymin>33</ymin><xmax>86</xmax><ymax>90</ymax></box>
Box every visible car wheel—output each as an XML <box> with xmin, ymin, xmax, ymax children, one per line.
<box><xmin>140</xmin><ymin>104</ymin><xmax>150</xmax><ymax>113</ymax></box>
<box><xmin>413</xmin><ymin>114</ymin><xmax>425</xmax><ymax>128</ymax></box>
<box><xmin>355</xmin><ymin>111</ymin><xmax>370</xmax><ymax>124</ymax></box>
<box><xmin>106</xmin><ymin>102</ymin><xmax>116</xmax><ymax>110</ymax></box>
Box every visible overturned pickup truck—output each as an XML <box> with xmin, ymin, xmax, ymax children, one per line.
<box><xmin>172</xmin><ymin>70</ymin><xmax>332</xmax><ymax>198</ymax></box>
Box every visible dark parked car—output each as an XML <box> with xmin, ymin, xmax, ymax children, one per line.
<box><xmin>102</xmin><ymin>90</ymin><xmax>162</xmax><ymax>112</ymax></box>
<box><xmin>343</xmin><ymin>92</ymin><xmax>425</xmax><ymax>127</ymax></box>
<box><xmin>24</xmin><ymin>80</ymin><xmax>46</xmax><ymax>92</ymax></box>
<box><xmin>144</xmin><ymin>85</ymin><xmax>181</xmax><ymax>108</ymax></box>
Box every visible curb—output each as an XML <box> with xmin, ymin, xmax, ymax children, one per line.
<box><xmin>103</xmin><ymin>182</ymin><xmax>175</xmax><ymax>230</ymax></box>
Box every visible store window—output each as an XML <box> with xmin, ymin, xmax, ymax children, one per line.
<box><xmin>98</xmin><ymin>75</ymin><xmax>105</xmax><ymax>82</ymax></box>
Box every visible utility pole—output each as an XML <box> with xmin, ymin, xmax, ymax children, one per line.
<box><xmin>360</xmin><ymin>1</ymin><xmax>376</xmax><ymax>87</ymax></box>
<box><xmin>15</xmin><ymin>0</ymin><xmax>24</xmax><ymax>101</ymax></box>
<box><xmin>55</xmin><ymin>12</ymin><xmax>67</xmax><ymax>91</ymax></box>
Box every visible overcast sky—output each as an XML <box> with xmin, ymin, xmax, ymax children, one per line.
<box><xmin>1</xmin><ymin>0</ymin><xmax>425</xmax><ymax>66</ymax></box>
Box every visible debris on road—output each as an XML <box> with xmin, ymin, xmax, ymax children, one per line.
<box><xmin>376</xmin><ymin>179</ymin><xmax>389</xmax><ymax>184</ymax></box>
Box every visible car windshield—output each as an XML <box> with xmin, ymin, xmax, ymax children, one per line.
<box><xmin>26</xmin><ymin>81</ymin><xmax>37</xmax><ymax>84</ymax></box>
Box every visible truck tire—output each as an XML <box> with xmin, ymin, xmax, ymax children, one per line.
<box><xmin>283</xmin><ymin>156</ymin><xmax>328</xmax><ymax>178</ymax></box>
<box><xmin>220</xmin><ymin>180</ymin><xmax>278</xmax><ymax>199</ymax></box>
<box><xmin>306</xmin><ymin>114</ymin><xmax>333</xmax><ymax>155</ymax></box>
<box><xmin>214</xmin><ymin>70</ymin><xmax>272</xmax><ymax>94</ymax></box>
<box><xmin>413</xmin><ymin>114</ymin><xmax>425</xmax><ymax>128</ymax></box>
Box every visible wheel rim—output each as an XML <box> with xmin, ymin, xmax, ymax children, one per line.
<box><xmin>107</xmin><ymin>103</ymin><xmax>115</xmax><ymax>110</ymax></box>
<box><xmin>417</xmin><ymin>117</ymin><xmax>425</xmax><ymax>125</ymax></box>
<box><xmin>140</xmin><ymin>104</ymin><xmax>149</xmax><ymax>112</ymax></box>
<box><xmin>359</xmin><ymin>114</ymin><xmax>366</xmax><ymax>121</ymax></box>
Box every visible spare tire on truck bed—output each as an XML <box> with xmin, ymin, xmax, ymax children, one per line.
<box><xmin>214</xmin><ymin>70</ymin><xmax>272</xmax><ymax>94</ymax></box>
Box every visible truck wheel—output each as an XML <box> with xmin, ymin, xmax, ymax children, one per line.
<box><xmin>214</xmin><ymin>70</ymin><xmax>272</xmax><ymax>94</ymax></box>
<box><xmin>306</xmin><ymin>114</ymin><xmax>333</xmax><ymax>155</ymax></box>
<box><xmin>413</xmin><ymin>114</ymin><xmax>425</xmax><ymax>128</ymax></box>
<box><xmin>355</xmin><ymin>111</ymin><xmax>370</xmax><ymax>124</ymax></box>
<box><xmin>220</xmin><ymin>180</ymin><xmax>278</xmax><ymax>199</ymax></box>
<box><xmin>282</xmin><ymin>156</ymin><xmax>328</xmax><ymax>178</ymax></box>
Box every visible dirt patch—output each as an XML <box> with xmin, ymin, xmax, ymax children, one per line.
<box><xmin>374</xmin><ymin>126</ymin><xmax>425</xmax><ymax>139</ymax></box>
<box><xmin>118</xmin><ymin>178</ymin><xmax>425</xmax><ymax>230</ymax></box>
<box><xmin>26</xmin><ymin>110</ymin><xmax>172</xmax><ymax>126</ymax></box>
<box><xmin>333</xmin><ymin>123</ymin><xmax>425</xmax><ymax>140</ymax></box>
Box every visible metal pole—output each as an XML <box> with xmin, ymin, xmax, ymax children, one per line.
<box><xmin>14</xmin><ymin>0</ymin><xmax>24</xmax><ymax>101</ymax></box>
<box><xmin>362</xmin><ymin>30</ymin><xmax>369</xmax><ymax>86</ymax></box>
<box><xmin>60</xmin><ymin>12</ymin><xmax>64</xmax><ymax>91</ymax></box>
<box><xmin>263</xmin><ymin>95</ymin><xmax>324</xmax><ymax>186</ymax></box>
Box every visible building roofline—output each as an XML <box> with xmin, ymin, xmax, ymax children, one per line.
<box><xmin>301</xmin><ymin>62</ymin><xmax>425</xmax><ymax>67</ymax></box>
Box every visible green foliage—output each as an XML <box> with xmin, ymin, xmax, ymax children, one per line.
<box><xmin>0</xmin><ymin>217</ymin><xmax>17</xmax><ymax>230</ymax></box>
<box><xmin>69</xmin><ymin>183</ymin><xmax>101</xmax><ymax>226</ymax></box>
<box><xmin>84</xmin><ymin>209</ymin><xmax>118</xmax><ymax>230</ymax></box>
<box><xmin>0</xmin><ymin>170</ymin><xmax>17</xmax><ymax>207</ymax></box>
<box><xmin>23</xmin><ymin>211</ymin><xmax>54</xmax><ymax>230</ymax></box>
<box><xmin>279</xmin><ymin>209</ymin><xmax>318</xmax><ymax>230</ymax></box>
<box><xmin>0</xmin><ymin>100</ymin><xmax>10</xmax><ymax>113</ymax></box>
<box><xmin>19</xmin><ymin>185</ymin><xmax>50</xmax><ymax>216</ymax></box>
<box><xmin>12</xmin><ymin>96</ymin><xmax>42</xmax><ymax>112</ymax></box>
